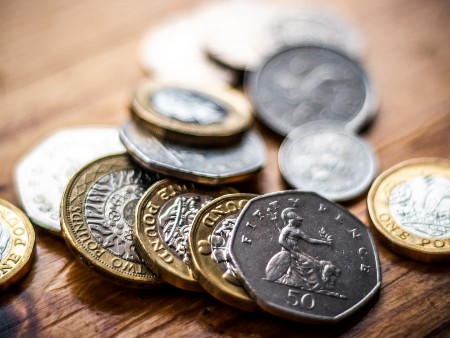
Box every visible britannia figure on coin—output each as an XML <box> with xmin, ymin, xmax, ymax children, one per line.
<box><xmin>266</xmin><ymin>208</ymin><xmax>345</xmax><ymax>298</ymax></box>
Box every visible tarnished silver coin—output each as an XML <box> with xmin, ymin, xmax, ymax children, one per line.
<box><xmin>15</xmin><ymin>127</ymin><xmax>125</xmax><ymax>234</ymax></box>
<box><xmin>246</xmin><ymin>45</ymin><xmax>377</xmax><ymax>136</ymax></box>
<box><xmin>229</xmin><ymin>191</ymin><xmax>381</xmax><ymax>323</ymax></box>
<box><xmin>119</xmin><ymin>119</ymin><xmax>266</xmax><ymax>185</ymax></box>
<box><xmin>279</xmin><ymin>121</ymin><xmax>377</xmax><ymax>201</ymax></box>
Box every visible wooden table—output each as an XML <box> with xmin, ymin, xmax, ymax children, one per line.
<box><xmin>1</xmin><ymin>0</ymin><xmax>449</xmax><ymax>337</ymax></box>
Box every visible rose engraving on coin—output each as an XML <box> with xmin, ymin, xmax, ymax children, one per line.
<box><xmin>0</xmin><ymin>220</ymin><xmax>12</xmax><ymax>261</ymax></box>
<box><xmin>229</xmin><ymin>191</ymin><xmax>381</xmax><ymax>323</ymax></box>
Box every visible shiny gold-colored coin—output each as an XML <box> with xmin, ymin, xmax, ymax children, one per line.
<box><xmin>368</xmin><ymin>157</ymin><xmax>450</xmax><ymax>262</ymax></box>
<box><xmin>189</xmin><ymin>193</ymin><xmax>258</xmax><ymax>311</ymax></box>
<box><xmin>130</xmin><ymin>80</ymin><xmax>253</xmax><ymax>145</ymax></box>
<box><xmin>61</xmin><ymin>153</ymin><xmax>165</xmax><ymax>288</ymax></box>
<box><xmin>134</xmin><ymin>178</ymin><xmax>236</xmax><ymax>291</ymax></box>
<box><xmin>0</xmin><ymin>198</ymin><xmax>35</xmax><ymax>290</ymax></box>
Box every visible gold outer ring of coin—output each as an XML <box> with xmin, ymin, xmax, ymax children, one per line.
<box><xmin>367</xmin><ymin>157</ymin><xmax>450</xmax><ymax>262</ymax></box>
<box><xmin>189</xmin><ymin>193</ymin><xmax>259</xmax><ymax>311</ymax></box>
<box><xmin>134</xmin><ymin>178</ymin><xmax>237</xmax><ymax>292</ymax></box>
<box><xmin>130</xmin><ymin>80</ymin><xmax>254</xmax><ymax>145</ymax></box>
<box><xmin>60</xmin><ymin>153</ymin><xmax>165</xmax><ymax>288</ymax></box>
<box><xmin>0</xmin><ymin>198</ymin><xmax>35</xmax><ymax>291</ymax></box>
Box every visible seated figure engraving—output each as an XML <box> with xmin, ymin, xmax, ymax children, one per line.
<box><xmin>265</xmin><ymin>207</ymin><xmax>346</xmax><ymax>299</ymax></box>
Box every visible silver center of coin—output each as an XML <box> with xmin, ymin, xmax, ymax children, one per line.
<box><xmin>210</xmin><ymin>215</ymin><xmax>238</xmax><ymax>279</ymax></box>
<box><xmin>84</xmin><ymin>169</ymin><xmax>157</xmax><ymax>263</ymax></box>
<box><xmin>151</xmin><ymin>88</ymin><xmax>228</xmax><ymax>125</ymax></box>
<box><xmin>389</xmin><ymin>175</ymin><xmax>450</xmax><ymax>239</ymax></box>
<box><xmin>0</xmin><ymin>219</ymin><xmax>12</xmax><ymax>261</ymax></box>
<box><xmin>157</xmin><ymin>193</ymin><xmax>213</xmax><ymax>262</ymax></box>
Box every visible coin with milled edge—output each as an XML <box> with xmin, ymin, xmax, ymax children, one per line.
<box><xmin>61</xmin><ymin>154</ymin><xmax>164</xmax><ymax>288</ymax></box>
<box><xmin>189</xmin><ymin>193</ymin><xmax>258</xmax><ymax>311</ymax></box>
<box><xmin>368</xmin><ymin>157</ymin><xmax>450</xmax><ymax>262</ymax></box>
<box><xmin>119</xmin><ymin>119</ymin><xmax>265</xmax><ymax>185</ymax></box>
<box><xmin>15</xmin><ymin>127</ymin><xmax>125</xmax><ymax>235</ymax></box>
<box><xmin>279</xmin><ymin>121</ymin><xmax>377</xmax><ymax>201</ymax></box>
<box><xmin>0</xmin><ymin>198</ymin><xmax>35</xmax><ymax>290</ymax></box>
<box><xmin>131</xmin><ymin>81</ymin><xmax>253</xmax><ymax>145</ymax></box>
<box><xmin>246</xmin><ymin>45</ymin><xmax>377</xmax><ymax>136</ymax></box>
<box><xmin>134</xmin><ymin>179</ymin><xmax>236</xmax><ymax>292</ymax></box>
<box><xmin>229</xmin><ymin>191</ymin><xmax>381</xmax><ymax>323</ymax></box>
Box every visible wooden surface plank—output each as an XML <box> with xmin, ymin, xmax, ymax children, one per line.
<box><xmin>1</xmin><ymin>0</ymin><xmax>449</xmax><ymax>337</ymax></box>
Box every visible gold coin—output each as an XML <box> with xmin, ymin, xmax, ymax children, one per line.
<box><xmin>189</xmin><ymin>193</ymin><xmax>259</xmax><ymax>311</ymax></box>
<box><xmin>367</xmin><ymin>157</ymin><xmax>450</xmax><ymax>262</ymax></box>
<box><xmin>0</xmin><ymin>198</ymin><xmax>35</xmax><ymax>290</ymax></box>
<box><xmin>61</xmin><ymin>153</ymin><xmax>165</xmax><ymax>288</ymax></box>
<box><xmin>130</xmin><ymin>80</ymin><xmax>253</xmax><ymax>145</ymax></box>
<box><xmin>134</xmin><ymin>178</ymin><xmax>236</xmax><ymax>291</ymax></box>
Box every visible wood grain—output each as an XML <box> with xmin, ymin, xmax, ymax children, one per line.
<box><xmin>1</xmin><ymin>0</ymin><xmax>449</xmax><ymax>337</ymax></box>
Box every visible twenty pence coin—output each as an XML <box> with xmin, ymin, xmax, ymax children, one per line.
<box><xmin>368</xmin><ymin>157</ymin><xmax>450</xmax><ymax>262</ymax></box>
<box><xmin>134</xmin><ymin>179</ymin><xmax>236</xmax><ymax>291</ymax></box>
<box><xmin>0</xmin><ymin>198</ymin><xmax>35</xmax><ymax>291</ymax></box>
<box><xmin>61</xmin><ymin>154</ymin><xmax>164</xmax><ymax>288</ymax></box>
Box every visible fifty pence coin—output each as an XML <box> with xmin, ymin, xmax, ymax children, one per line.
<box><xmin>131</xmin><ymin>81</ymin><xmax>253</xmax><ymax>145</ymax></box>
<box><xmin>229</xmin><ymin>191</ymin><xmax>381</xmax><ymax>323</ymax></box>
<box><xmin>134</xmin><ymin>179</ymin><xmax>236</xmax><ymax>291</ymax></box>
<box><xmin>189</xmin><ymin>193</ymin><xmax>258</xmax><ymax>311</ymax></box>
<box><xmin>368</xmin><ymin>157</ymin><xmax>450</xmax><ymax>262</ymax></box>
<box><xmin>279</xmin><ymin>121</ymin><xmax>377</xmax><ymax>201</ymax></box>
<box><xmin>15</xmin><ymin>127</ymin><xmax>125</xmax><ymax>235</ymax></box>
<box><xmin>0</xmin><ymin>199</ymin><xmax>35</xmax><ymax>291</ymax></box>
<box><xmin>119</xmin><ymin>119</ymin><xmax>266</xmax><ymax>185</ymax></box>
<box><xmin>246</xmin><ymin>45</ymin><xmax>377</xmax><ymax>136</ymax></box>
<box><xmin>61</xmin><ymin>154</ymin><xmax>164</xmax><ymax>288</ymax></box>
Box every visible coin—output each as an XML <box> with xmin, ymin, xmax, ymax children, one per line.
<box><xmin>130</xmin><ymin>81</ymin><xmax>253</xmax><ymax>145</ymax></box>
<box><xmin>134</xmin><ymin>178</ymin><xmax>236</xmax><ymax>291</ymax></box>
<box><xmin>368</xmin><ymin>157</ymin><xmax>450</xmax><ymax>262</ymax></box>
<box><xmin>246</xmin><ymin>45</ymin><xmax>377</xmax><ymax>136</ymax></box>
<box><xmin>0</xmin><ymin>198</ymin><xmax>35</xmax><ymax>291</ymax></box>
<box><xmin>278</xmin><ymin>121</ymin><xmax>377</xmax><ymax>201</ymax></box>
<box><xmin>119</xmin><ymin>119</ymin><xmax>266</xmax><ymax>185</ymax></box>
<box><xmin>139</xmin><ymin>9</ymin><xmax>238</xmax><ymax>87</ymax></box>
<box><xmin>15</xmin><ymin>127</ymin><xmax>125</xmax><ymax>235</ymax></box>
<box><xmin>189</xmin><ymin>193</ymin><xmax>258</xmax><ymax>311</ymax></box>
<box><xmin>229</xmin><ymin>191</ymin><xmax>381</xmax><ymax>323</ymax></box>
<box><xmin>61</xmin><ymin>153</ymin><xmax>164</xmax><ymax>288</ymax></box>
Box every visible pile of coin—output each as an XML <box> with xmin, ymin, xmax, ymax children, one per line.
<box><xmin>3</xmin><ymin>0</ymin><xmax>448</xmax><ymax>327</ymax></box>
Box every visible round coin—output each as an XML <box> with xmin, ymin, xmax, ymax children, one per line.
<box><xmin>246</xmin><ymin>45</ymin><xmax>377</xmax><ymax>136</ymax></box>
<box><xmin>131</xmin><ymin>81</ymin><xmax>253</xmax><ymax>145</ymax></box>
<box><xmin>229</xmin><ymin>191</ymin><xmax>381</xmax><ymax>323</ymax></box>
<box><xmin>119</xmin><ymin>119</ymin><xmax>266</xmax><ymax>185</ymax></box>
<box><xmin>134</xmin><ymin>179</ymin><xmax>236</xmax><ymax>291</ymax></box>
<box><xmin>61</xmin><ymin>154</ymin><xmax>164</xmax><ymax>288</ymax></box>
<box><xmin>368</xmin><ymin>157</ymin><xmax>450</xmax><ymax>262</ymax></box>
<box><xmin>0</xmin><ymin>198</ymin><xmax>35</xmax><ymax>291</ymax></box>
<box><xmin>279</xmin><ymin>121</ymin><xmax>377</xmax><ymax>201</ymax></box>
<box><xmin>189</xmin><ymin>193</ymin><xmax>258</xmax><ymax>311</ymax></box>
<box><xmin>15</xmin><ymin>127</ymin><xmax>125</xmax><ymax>235</ymax></box>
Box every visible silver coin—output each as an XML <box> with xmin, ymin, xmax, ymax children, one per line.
<box><xmin>246</xmin><ymin>45</ymin><xmax>377</xmax><ymax>136</ymax></box>
<box><xmin>119</xmin><ymin>119</ymin><xmax>266</xmax><ymax>185</ymax></box>
<box><xmin>14</xmin><ymin>127</ymin><xmax>126</xmax><ymax>234</ymax></box>
<box><xmin>278</xmin><ymin>121</ymin><xmax>377</xmax><ymax>201</ymax></box>
<box><xmin>229</xmin><ymin>191</ymin><xmax>381</xmax><ymax>323</ymax></box>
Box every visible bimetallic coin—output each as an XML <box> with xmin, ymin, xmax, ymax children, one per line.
<box><xmin>368</xmin><ymin>158</ymin><xmax>450</xmax><ymax>262</ymax></box>
<box><xmin>15</xmin><ymin>127</ymin><xmax>125</xmax><ymax>235</ymax></box>
<box><xmin>131</xmin><ymin>81</ymin><xmax>253</xmax><ymax>145</ymax></box>
<box><xmin>229</xmin><ymin>191</ymin><xmax>381</xmax><ymax>323</ymax></box>
<box><xmin>61</xmin><ymin>154</ymin><xmax>164</xmax><ymax>288</ymax></box>
<box><xmin>246</xmin><ymin>45</ymin><xmax>377</xmax><ymax>136</ymax></box>
<box><xmin>189</xmin><ymin>193</ymin><xmax>258</xmax><ymax>311</ymax></box>
<box><xmin>134</xmin><ymin>179</ymin><xmax>236</xmax><ymax>291</ymax></box>
<box><xmin>119</xmin><ymin>119</ymin><xmax>266</xmax><ymax>185</ymax></box>
<box><xmin>0</xmin><ymin>198</ymin><xmax>35</xmax><ymax>290</ymax></box>
<box><xmin>279</xmin><ymin>121</ymin><xmax>377</xmax><ymax>201</ymax></box>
